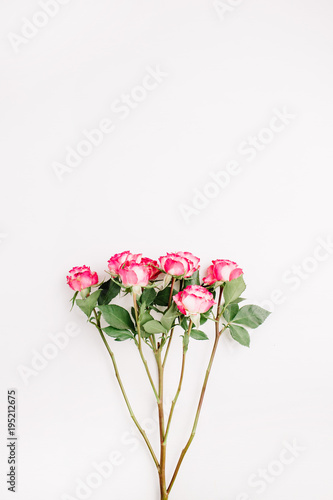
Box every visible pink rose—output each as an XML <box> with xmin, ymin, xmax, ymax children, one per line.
<box><xmin>159</xmin><ymin>251</ymin><xmax>200</xmax><ymax>278</ymax></box>
<box><xmin>173</xmin><ymin>285</ymin><xmax>215</xmax><ymax>320</ymax></box>
<box><xmin>118</xmin><ymin>262</ymin><xmax>151</xmax><ymax>292</ymax></box>
<box><xmin>203</xmin><ymin>260</ymin><xmax>243</xmax><ymax>285</ymax></box>
<box><xmin>67</xmin><ymin>266</ymin><xmax>98</xmax><ymax>291</ymax></box>
<box><xmin>107</xmin><ymin>251</ymin><xmax>141</xmax><ymax>276</ymax></box>
<box><xmin>176</xmin><ymin>252</ymin><xmax>200</xmax><ymax>277</ymax></box>
<box><xmin>141</xmin><ymin>257</ymin><xmax>160</xmax><ymax>280</ymax></box>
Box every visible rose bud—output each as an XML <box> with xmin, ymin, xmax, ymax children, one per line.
<box><xmin>159</xmin><ymin>251</ymin><xmax>200</xmax><ymax>278</ymax></box>
<box><xmin>107</xmin><ymin>251</ymin><xmax>141</xmax><ymax>276</ymax></box>
<box><xmin>118</xmin><ymin>262</ymin><xmax>151</xmax><ymax>295</ymax></box>
<box><xmin>203</xmin><ymin>259</ymin><xmax>243</xmax><ymax>286</ymax></box>
<box><xmin>173</xmin><ymin>285</ymin><xmax>215</xmax><ymax>327</ymax></box>
<box><xmin>67</xmin><ymin>266</ymin><xmax>98</xmax><ymax>292</ymax></box>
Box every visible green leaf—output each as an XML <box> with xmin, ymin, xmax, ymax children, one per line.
<box><xmin>139</xmin><ymin>311</ymin><xmax>154</xmax><ymax>325</ymax></box>
<box><xmin>103</xmin><ymin>326</ymin><xmax>133</xmax><ymax>341</ymax></box>
<box><xmin>140</xmin><ymin>288</ymin><xmax>157</xmax><ymax>306</ymax></box>
<box><xmin>183</xmin><ymin>332</ymin><xmax>190</xmax><ymax>352</ymax></box>
<box><xmin>200</xmin><ymin>315</ymin><xmax>208</xmax><ymax>325</ymax></box>
<box><xmin>98</xmin><ymin>279</ymin><xmax>121</xmax><ymax>305</ymax></box>
<box><xmin>161</xmin><ymin>303</ymin><xmax>180</xmax><ymax>331</ymax></box>
<box><xmin>228</xmin><ymin>324</ymin><xmax>250</xmax><ymax>347</ymax></box>
<box><xmin>190</xmin><ymin>329</ymin><xmax>208</xmax><ymax>340</ymax></box>
<box><xmin>155</xmin><ymin>286</ymin><xmax>176</xmax><ymax>306</ymax></box>
<box><xmin>184</xmin><ymin>270</ymin><xmax>200</xmax><ymax>286</ymax></box>
<box><xmin>223</xmin><ymin>303</ymin><xmax>239</xmax><ymax>322</ymax></box>
<box><xmin>232</xmin><ymin>305</ymin><xmax>271</xmax><ymax>329</ymax></box>
<box><xmin>223</xmin><ymin>276</ymin><xmax>246</xmax><ymax>306</ymax></box>
<box><xmin>99</xmin><ymin>304</ymin><xmax>135</xmax><ymax>331</ymax></box>
<box><xmin>76</xmin><ymin>290</ymin><xmax>101</xmax><ymax>318</ymax></box>
<box><xmin>200</xmin><ymin>307</ymin><xmax>213</xmax><ymax>325</ymax></box>
<box><xmin>180</xmin><ymin>317</ymin><xmax>188</xmax><ymax>330</ymax></box>
<box><xmin>143</xmin><ymin>320</ymin><xmax>167</xmax><ymax>334</ymax></box>
<box><xmin>114</xmin><ymin>335</ymin><xmax>133</xmax><ymax>341</ymax></box>
<box><xmin>70</xmin><ymin>291</ymin><xmax>79</xmax><ymax>310</ymax></box>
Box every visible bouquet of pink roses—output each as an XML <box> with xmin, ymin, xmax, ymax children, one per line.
<box><xmin>67</xmin><ymin>251</ymin><xmax>270</xmax><ymax>500</ymax></box>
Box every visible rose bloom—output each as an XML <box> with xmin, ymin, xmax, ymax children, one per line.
<box><xmin>107</xmin><ymin>251</ymin><xmax>141</xmax><ymax>276</ymax></box>
<box><xmin>141</xmin><ymin>257</ymin><xmax>160</xmax><ymax>280</ymax></box>
<box><xmin>159</xmin><ymin>251</ymin><xmax>200</xmax><ymax>278</ymax></box>
<box><xmin>173</xmin><ymin>285</ymin><xmax>215</xmax><ymax>321</ymax></box>
<box><xmin>203</xmin><ymin>260</ymin><xmax>243</xmax><ymax>285</ymax></box>
<box><xmin>67</xmin><ymin>266</ymin><xmax>98</xmax><ymax>291</ymax></box>
<box><xmin>118</xmin><ymin>262</ymin><xmax>151</xmax><ymax>292</ymax></box>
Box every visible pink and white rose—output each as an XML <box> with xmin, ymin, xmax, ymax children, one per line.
<box><xmin>173</xmin><ymin>285</ymin><xmax>215</xmax><ymax>326</ymax></box>
<box><xmin>203</xmin><ymin>259</ymin><xmax>243</xmax><ymax>286</ymax></box>
<box><xmin>107</xmin><ymin>251</ymin><xmax>141</xmax><ymax>276</ymax></box>
<box><xmin>176</xmin><ymin>252</ymin><xmax>200</xmax><ymax>277</ymax></box>
<box><xmin>159</xmin><ymin>251</ymin><xmax>200</xmax><ymax>278</ymax></box>
<box><xmin>67</xmin><ymin>266</ymin><xmax>98</xmax><ymax>292</ymax></box>
<box><xmin>141</xmin><ymin>257</ymin><xmax>160</xmax><ymax>280</ymax></box>
<box><xmin>119</xmin><ymin>262</ymin><xmax>150</xmax><ymax>287</ymax></box>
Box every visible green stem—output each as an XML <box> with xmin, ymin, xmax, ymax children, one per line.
<box><xmin>217</xmin><ymin>286</ymin><xmax>223</xmax><ymax>318</ymax></box>
<box><xmin>162</xmin><ymin>277</ymin><xmax>176</xmax><ymax>368</ymax></box>
<box><xmin>163</xmin><ymin>321</ymin><xmax>193</xmax><ymax>443</ymax></box>
<box><xmin>156</xmin><ymin>350</ymin><xmax>168</xmax><ymax>499</ymax></box>
<box><xmin>92</xmin><ymin>310</ymin><xmax>159</xmax><ymax>470</ymax></box>
<box><xmin>150</xmin><ymin>334</ymin><xmax>157</xmax><ymax>352</ymax></box>
<box><xmin>168</xmin><ymin>277</ymin><xmax>176</xmax><ymax>307</ymax></box>
<box><xmin>162</xmin><ymin>327</ymin><xmax>174</xmax><ymax>368</ymax></box>
<box><xmin>133</xmin><ymin>293</ymin><xmax>160</xmax><ymax>402</ymax></box>
<box><xmin>167</xmin><ymin>319</ymin><xmax>227</xmax><ymax>494</ymax></box>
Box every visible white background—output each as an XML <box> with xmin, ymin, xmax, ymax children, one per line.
<box><xmin>1</xmin><ymin>1</ymin><xmax>333</xmax><ymax>499</ymax></box>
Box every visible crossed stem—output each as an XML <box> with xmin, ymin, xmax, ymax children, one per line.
<box><xmin>92</xmin><ymin>284</ymin><xmax>226</xmax><ymax>498</ymax></box>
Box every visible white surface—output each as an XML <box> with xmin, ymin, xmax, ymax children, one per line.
<box><xmin>1</xmin><ymin>1</ymin><xmax>333</xmax><ymax>499</ymax></box>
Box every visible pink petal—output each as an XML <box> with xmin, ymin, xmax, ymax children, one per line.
<box><xmin>229</xmin><ymin>267</ymin><xmax>243</xmax><ymax>281</ymax></box>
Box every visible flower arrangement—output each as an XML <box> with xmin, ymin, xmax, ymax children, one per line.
<box><xmin>67</xmin><ymin>251</ymin><xmax>270</xmax><ymax>499</ymax></box>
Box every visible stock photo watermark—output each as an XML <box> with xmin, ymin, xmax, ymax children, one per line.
<box><xmin>231</xmin><ymin>439</ymin><xmax>306</xmax><ymax>499</ymax></box>
<box><xmin>7</xmin><ymin>389</ymin><xmax>17</xmax><ymax>493</ymax></box>
<box><xmin>259</xmin><ymin>235</ymin><xmax>333</xmax><ymax>313</ymax></box>
<box><xmin>179</xmin><ymin>106</ymin><xmax>296</xmax><ymax>223</ymax></box>
<box><xmin>220</xmin><ymin>235</ymin><xmax>333</xmax><ymax>354</ymax></box>
<box><xmin>213</xmin><ymin>0</ymin><xmax>245</xmax><ymax>21</ymax></box>
<box><xmin>52</xmin><ymin>65</ymin><xmax>168</xmax><ymax>182</ymax></box>
<box><xmin>8</xmin><ymin>0</ymin><xmax>73</xmax><ymax>53</ymax></box>
<box><xmin>61</xmin><ymin>450</ymin><xmax>125</xmax><ymax>500</ymax></box>
<box><xmin>61</xmin><ymin>399</ymin><xmax>172</xmax><ymax>500</ymax></box>
<box><xmin>0</xmin><ymin>232</ymin><xmax>8</xmax><ymax>245</ymax></box>
<box><xmin>17</xmin><ymin>322</ymin><xmax>81</xmax><ymax>385</ymax></box>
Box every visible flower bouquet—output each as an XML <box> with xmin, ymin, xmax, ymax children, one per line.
<box><xmin>67</xmin><ymin>251</ymin><xmax>270</xmax><ymax>499</ymax></box>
